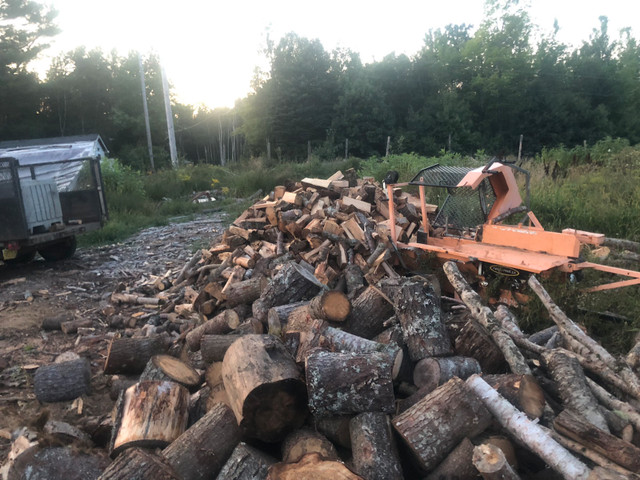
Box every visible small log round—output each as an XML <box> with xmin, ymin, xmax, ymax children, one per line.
<box><xmin>34</xmin><ymin>358</ymin><xmax>91</xmax><ymax>403</ymax></box>
<box><xmin>185</xmin><ymin>309</ymin><xmax>240</xmax><ymax>351</ymax></box>
<box><xmin>221</xmin><ymin>334</ymin><xmax>308</xmax><ymax>442</ymax></box>
<box><xmin>307</xmin><ymin>290</ymin><xmax>351</xmax><ymax>322</ymax></box>
<box><xmin>223</xmin><ymin>276</ymin><xmax>268</xmax><ymax>307</ymax></box>
<box><xmin>103</xmin><ymin>334</ymin><xmax>170</xmax><ymax>374</ymax></box>
<box><xmin>472</xmin><ymin>443</ymin><xmax>521</xmax><ymax>480</ymax></box>
<box><xmin>201</xmin><ymin>335</ymin><xmax>239</xmax><ymax>364</ymax></box>
<box><xmin>98</xmin><ymin>447</ymin><xmax>180</xmax><ymax>480</ymax></box>
<box><xmin>111</xmin><ymin>381</ymin><xmax>189</xmax><ymax>457</ymax></box>
<box><xmin>350</xmin><ymin>412</ymin><xmax>403</xmax><ymax>480</ymax></box>
<box><xmin>306</xmin><ymin>350</ymin><xmax>395</xmax><ymax>416</ymax></box>
<box><xmin>61</xmin><ymin>318</ymin><xmax>93</xmax><ymax>335</ymax></box>
<box><xmin>216</xmin><ymin>442</ymin><xmax>276</xmax><ymax>480</ymax></box>
<box><xmin>342</xmin><ymin>286</ymin><xmax>394</xmax><ymax>339</ymax></box>
<box><xmin>413</xmin><ymin>356</ymin><xmax>481</xmax><ymax>392</ymax></box>
<box><xmin>282</xmin><ymin>428</ymin><xmax>338</xmax><ymax>463</ymax></box>
<box><xmin>139</xmin><ymin>354</ymin><xmax>201</xmax><ymax>390</ymax></box>
<box><xmin>162</xmin><ymin>402</ymin><xmax>240</xmax><ymax>480</ymax></box>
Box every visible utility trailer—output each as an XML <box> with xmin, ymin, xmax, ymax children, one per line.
<box><xmin>0</xmin><ymin>153</ymin><xmax>108</xmax><ymax>264</ymax></box>
<box><xmin>386</xmin><ymin>159</ymin><xmax>640</xmax><ymax>302</ymax></box>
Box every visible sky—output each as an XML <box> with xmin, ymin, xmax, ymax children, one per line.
<box><xmin>37</xmin><ymin>0</ymin><xmax>640</xmax><ymax>110</ymax></box>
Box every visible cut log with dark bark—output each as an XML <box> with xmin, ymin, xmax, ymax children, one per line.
<box><xmin>103</xmin><ymin>335</ymin><xmax>170</xmax><ymax>374</ymax></box>
<box><xmin>472</xmin><ymin>443</ymin><xmax>521</xmax><ymax>480</ymax></box>
<box><xmin>252</xmin><ymin>262</ymin><xmax>323</xmax><ymax>322</ymax></box>
<box><xmin>342</xmin><ymin>286</ymin><xmax>394</xmax><ymax>339</ymax></box>
<box><xmin>314</xmin><ymin>416</ymin><xmax>353</xmax><ymax>449</ymax></box>
<box><xmin>200</xmin><ymin>335</ymin><xmax>238</xmax><ymax>364</ymax></box>
<box><xmin>111</xmin><ymin>381</ymin><xmax>189</xmax><ymax>457</ymax></box>
<box><xmin>281</xmin><ymin>428</ymin><xmax>338</xmax><ymax>463</ymax></box>
<box><xmin>444</xmin><ymin>262</ymin><xmax>531</xmax><ymax>375</ymax></box>
<box><xmin>34</xmin><ymin>358</ymin><xmax>91</xmax><ymax>403</ymax></box>
<box><xmin>413</xmin><ymin>356</ymin><xmax>481</xmax><ymax>392</ymax></box>
<box><xmin>307</xmin><ymin>290</ymin><xmax>351</xmax><ymax>322</ymax></box>
<box><xmin>139</xmin><ymin>354</ymin><xmax>201</xmax><ymax>391</ymax></box>
<box><xmin>186</xmin><ymin>309</ymin><xmax>241</xmax><ymax>351</ymax></box>
<box><xmin>482</xmin><ymin>374</ymin><xmax>546</xmax><ymax>421</ymax></box>
<box><xmin>528</xmin><ymin>326</ymin><xmax>559</xmax><ymax>345</ymax></box>
<box><xmin>41</xmin><ymin>313</ymin><xmax>73</xmax><ymax>331</ymax></box>
<box><xmin>223</xmin><ymin>276</ymin><xmax>268</xmax><ymax>307</ymax></box>
<box><xmin>349</xmin><ymin>412</ymin><xmax>403</xmax><ymax>480</ymax></box>
<box><xmin>319</xmin><ymin>326</ymin><xmax>403</xmax><ymax>379</ymax></box>
<box><xmin>60</xmin><ymin>318</ymin><xmax>93</xmax><ymax>334</ymax></box>
<box><xmin>266</xmin><ymin>453</ymin><xmax>363</xmax><ymax>480</ymax></box>
<box><xmin>162</xmin><ymin>402</ymin><xmax>240</xmax><ymax>480</ymax></box>
<box><xmin>465</xmin><ymin>375</ymin><xmax>591</xmax><ymax>480</ymax></box>
<box><xmin>393</xmin><ymin>277</ymin><xmax>452</xmax><ymax>360</ymax></box>
<box><xmin>424</xmin><ymin>437</ymin><xmax>477</xmax><ymax>480</ymax></box>
<box><xmin>222</xmin><ymin>334</ymin><xmax>308</xmax><ymax>442</ymax></box>
<box><xmin>392</xmin><ymin>377</ymin><xmax>492</xmax><ymax>473</ymax></box>
<box><xmin>217</xmin><ymin>442</ymin><xmax>277</xmax><ymax>480</ymax></box>
<box><xmin>543</xmin><ymin>349</ymin><xmax>609</xmax><ymax>431</ymax></box>
<box><xmin>306</xmin><ymin>350</ymin><xmax>395</xmax><ymax>416</ymax></box>
<box><xmin>454</xmin><ymin>319</ymin><xmax>506</xmax><ymax>373</ymax></box>
<box><xmin>98</xmin><ymin>447</ymin><xmax>180</xmax><ymax>480</ymax></box>
<box><xmin>553</xmin><ymin>409</ymin><xmax>640</xmax><ymax>473</ymax></box>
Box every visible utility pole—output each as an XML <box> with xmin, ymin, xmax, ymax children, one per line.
<box><xmin>160</xmin><ymin>63</ymin><xmax>178</xmax><ymax>169</ymax></box>
<box><xmin>138</xmin><ymin>53</ymin><xmax>155</xmax><ymax>172</ymax></box>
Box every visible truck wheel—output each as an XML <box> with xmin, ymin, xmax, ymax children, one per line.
<box><xmin>38</xmin><ymin>236</ymin><xmax>77</xmax><ymax>261</ymax></box>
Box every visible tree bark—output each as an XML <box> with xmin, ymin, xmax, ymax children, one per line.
<box><xmin>553</xmin><ymin>409</ymin><xmax>640</xmax><ymax>473</ymax></box>
<box><xmin>424</xmin><ymin>437</ymin><xmax>477</xmax><ymax>480</ymax></box>
<box><xmin>266</xmin><ymin>300</ymin><xmax>309</xmax><ymax>336</ymax></box>
<box><xmin>200</xmin><ymin>334</ymin><xmax>238</xmax><ymax>364</ymax></box>
<box><xmin>34</xmin><ymin>358</ymin><xmax>91</xmax><ymax>403</ymax></box>
<box><xmin>185</xmin><ymin>309</ymin><xmax>240</xmax><ymax>351</ymax></box>
<box><xmin>349</xmin><ymin>412</ymin><xmax>403</xmax><ymax>480</ymax></box>
<box><xmin>444</xmin><ymin>262</ymin><xmax>531</xmax><ymax>375</ymax></box>
<box><xmin>413</xmin><ymin>356</ymin><xmax>481</xmax><ymax>392</ymax></box>
<box><xmin>252</xmin><ymin>261</ymin><xmax>323</xmax><ymax>322</ymax></box>
<box><xmin>342</xmin><ymin>286</ymin><xmax>394</xmax><ymax>339</ymax></box>
<box><xmin>306</xmin><ymin>350</ymin><xmax>395</xmax><ymax>417</ymax></box>
<box><xmin>454</xmin><ymin>319</ymin><xmax>506</xmax><ymax>373</ymax></box>
<box><xmin>392</xmin><ymin>377</ymin><xmax>492</xmax><ymax>473</ymax></box>
<box><xmin>98</xmin><ymin>448</ymin><xmax>180</xmax><ymax>480</ymax></box>
<box><xmin>162</xmin><ymin>402</ymin><xmax>240</xmax><ymax>480</ymax></box>
<box><xmin>221</xmin><ymin>335</ymin><xmax>308</xmax><ymax>442</ymax></box>
<box><xmin>216</xmin><ymin>442</ymin><xmax>276</xmax><ymax>480</ymax></box>
<box><xmin>543</xmin><ymin>349</ymin><xmax>609</xmax><ymax>431</ymax></box>
<box><xmin>139</xmin><ymin>354</ymin><xmax>201</xmax><ymax>391</ymax></box>
<box><xmin>223</xmin><ymin>276</ymin><xmax>268</xmax><ymax>307</ymax></box>
<box><xmin>111</xmin><ymin>381</ymin><xmax>189</xmax><ymax>457</ymax></box>
<box><xmin>465</xmin><ymin>375</ymin><xmax>591</xmax><ymax>480</ymax></box>
<box><xmin>281</xmin><ymin>428</ymin><xmax>338</xmax><ymax>463</ymax></box>
<box><xmin>313</xmin><ymin>415</ymin><xmax>353</xmax><ymax>449</ymax></box>
<box><xmin>393</xmin><ymin>277</ymin><xmax>452</xmax><ymax>360</ymax></box>
<box><xmin>472</xmin><ymin>443</ymin><xmax>521</xmax><ymax>480</ymax></box>
<box><xmin>103</xmin><ymin>335</ymin><xmax>169</xmax><ymax>374</ymax></box>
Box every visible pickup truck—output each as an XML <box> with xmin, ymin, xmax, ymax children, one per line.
<box><xmin>0</xmin><ymin>152</ymin><xmax>108</xmax><ymax>264</ymax></box>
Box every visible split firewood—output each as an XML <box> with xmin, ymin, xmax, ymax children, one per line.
<box><xmin>465</xmin><ymin>374</ymin><xmax>591</xmax><ymax>480</ymax></box>
<box><xmin>103</xmin><ymin>334</ymin><xmax>170</xmax><ymax>374</ymax></box>
<box><xmin>34</xmin><ymin>358</ymin><xmax>91</xmax><ymax>403</ymax></box>
<box><xmin>185</xmin><ymin>309</ymin><xmax>240</xmax><ymax>351</ymax></box>
<box><xmin>393</xmin><ymin>377</ymin><xmax>492</xmax><ymax>473</ymax></box>
<box><xmin>444</xmin><ymin>262</ymin><xmax>531</xmax><ymax>375</ymax></box>
<box><xmin>281</xmin><ymin>428</ymin><xmax>338</xmax><ymax>463</ymax></box>
<box><xmin>111</xmin><ymin>381</ymin><xmax>189</xmax><ymax>457</ymax></box>
<box><xmin>139</xmin><ymin>354</ymin><xmax>201</xmax><ymax>391</ymax></box>
<box><xmin>349</xmin><ymin>412</ymin><xmax>403</xmax><ymax>480</ymax></box>
<box><xmin>222</xmin><ymin>335</ymin><xmax>308</xmax><ymax>442</ymax></box>
<box><xmin>306</xmin><ymin>350</ymin><xmax>395</xmax><ymax>416</ymax></box>
<box><xmin>217</xmin><ymin>442</ymin><xmax>276</xmax><ymax>480</ymax></box>
<box><xmin>162</xmin><ymin>403</ymin><xmax>240</xmax><ymax>480</ymax></box>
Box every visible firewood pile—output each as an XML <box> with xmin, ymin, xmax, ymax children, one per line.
<box><xmin>10</xmin><ymin>169</ymin><xmax>640</xmax><ymax>479</ymax></box>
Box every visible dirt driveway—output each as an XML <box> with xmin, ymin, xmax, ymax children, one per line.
<box><xmin>0</xmin><ymin>213</ymin><xmax>226</xmax><ymax>460</ymax></box>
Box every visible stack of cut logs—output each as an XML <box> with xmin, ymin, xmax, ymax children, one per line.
<box><xmin>26</xmin><ymin>169</ymin><xmax>640</xmax><ymax>479</ymax></box>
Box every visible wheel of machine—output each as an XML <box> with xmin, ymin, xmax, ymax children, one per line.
<box><xmin>38</xmin><ymin>236</ymin><xmax>77</xmax><ymax>261</ymax></box>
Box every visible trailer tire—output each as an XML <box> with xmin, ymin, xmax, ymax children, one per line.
<box><xmin>38</xmin><ymin>236</ymin><xmax>77</xmax><ymax>262</ymax></box>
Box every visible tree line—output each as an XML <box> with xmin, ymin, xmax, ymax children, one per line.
<box><xmin>2</xmin><ymin>0</ymin><xmax>640</xmax><ymax>170</ymax></box>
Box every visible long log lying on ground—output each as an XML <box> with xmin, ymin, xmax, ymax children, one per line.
<box><xmin>222</xmin><ymin>334</ymin><xmax>308</xmax><ymax>442</ymax></box>
<box><xmin>444</xmin><ymin>262</ymin><xmax>531</xmax><ymax>375</ymax></box>
<box><xmin>392</xmin><ymin>377</ymin><xmax>492</xmax><ymax>473</ymax></box>
<box><xmin>34</xmin><ymin>358</ymin><xmax>91</xmax><ymax>403</ymax></box>
<box><xmin>465</xmin><ymin>374</ymin><xmax>591</xmax><ymax>480</ymax></box>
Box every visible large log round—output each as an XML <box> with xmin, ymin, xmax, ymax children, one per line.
<box><xmin>222</xmin><ymin>334</ymin><xmax>308</xmax><ymax>442</ymax></box>
<box><xmin>34</xmin><ymin>358</ymin><xmax>91</xmax><ymax>403</ymax></box>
